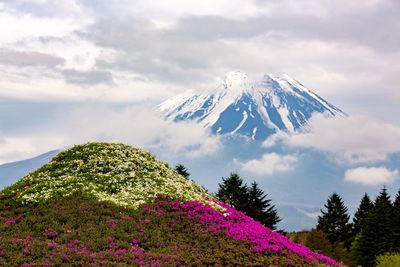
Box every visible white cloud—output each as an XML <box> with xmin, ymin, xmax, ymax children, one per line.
<box><xmin>296</xmin><ymin>208</ymin><xmax>321</xmax><ymax>219</ymax></box>
<box><xmin>0</xmin><ymin>105</ymin><xmax>221</xmax><ymax>164</ymax></box>
<box><xmin>237</xmin><ymin>152</ymin><xmax>298</xmax><ymax>176</ymax></box>
<box><xmin>344</xmin><ymin>167</ymin><xmax>398</xmax><ymax>186</ymax></box>
<box><xmin>0</xmin><ymin>4</ymin><xmax>89</xmax><ymax>45</ymax></box>
<box><xmin>0</xmin><ymin>64</ymin><xmax>174</xmax><ymax>102</ymax></box>
<box><xmin>62</xmin><ymin>105</ymin><xmax>222</xmax><ymax>158</ymax></box>
<box><xmin>14</xmin><ymin>36</ymin><xmax>104</xmax><ymax>71</ymax></box>
<box><xmin>105</xmin><ymin>0</ymin><xmax>265</xmax><ymax>20</ymax></box>
<box><xmin>265</xmin><ymin>114</ymin><xmax>400</xmax><ymax>164</ymax></box>
<box><xmin>0</xmin><ymin>137</ymin><xmax>37</xmax><ymax>164</ymax></box>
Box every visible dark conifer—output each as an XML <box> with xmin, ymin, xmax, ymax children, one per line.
<box><xmin>392</xmin><ymin>189</ymin><xmax>400</xmax><ymax>250</ymax></box>
<box><xmin>316</xmin><ymin>193</ymin><xmax>352</xmax><ymax>246</ymax></box>
<box><xmin>216</xmin><ymin>173</ymin><xmax>249</xmax><ymax>211</ymax></box>
<box><xmin>352</xmin><ymin>193</ymin><xmax>373</xmax><ymax>236</ymax></box>
<box><xmin>350</xmin><ymin>187</ymin><xmax>394</xmax><ymax>267</ymax></box>
<box><xmin>174</xmin><ymin>164</ymin><xmax>190</xmax><ymax>179</ymax></box>
<box><xmin>246</xmin><ymin>181</ymin><xmax>281</xmax><ymax>230</ymax></box>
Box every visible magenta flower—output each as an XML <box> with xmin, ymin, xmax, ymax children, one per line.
<box><xmin>48</xmin><ymin>241</ymin><xmax>58</xmax><ymax>248</ymax></box>
<box><xmin>43</xmin><ymin>228</ymin><xmax>59</xmax><ymax>239</ymax></box>
<box><xmin>165</xmin><ymin>200</ymin><xmax>343</xmax><ymax>267</ymax></box>
<box><xmin>4</xmin><ymin>217</ymin><xmax>16</xmax><ymax>225</ymax></box>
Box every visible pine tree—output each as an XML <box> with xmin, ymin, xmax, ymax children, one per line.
<box><xmin>350</xmin><ymin>187</ymin><xmax>394</xmax><ymax>267</ymax></box>
<box><xmin>216</xmin><ymin>173</ymin><xmax>248</xmax><ymax>211</ymax></box>
<box><xmin>174</xmin><ymin>164</ymin><xmax>190</xmax><ymax>179</ymax></box>
<box><xmin>246</xmin><ymin>182</ymin><xmax>281</xmax><ymax>230</ymax></box>
<box><xmin>392</xmin><ymin>189</ymin><xmax>400</xmax><ymax>250</ymax></box>
<box><xmin>317</xmin><ymin>193</ymin><xmax>352</xmax><ymax>246</ymax></box>
<box><xmin>352</xmin><ymin>193</ymin><xmax>373</xmax><ymax>236</ymax></box>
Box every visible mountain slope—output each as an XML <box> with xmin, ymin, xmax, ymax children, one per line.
<box><xmin>0</xmin><ymin>150</ymin><xmax>59</xmax><ymax>189</ymax></box>
<box><xmin>159</xmin><ymin>71</ymin><xmax>344</xmax><ymax>140</ymax></box>
<box><xmin>0</xmin><ymin>142</ymin><xmax>341</xmax><ymax>266</ymax></box>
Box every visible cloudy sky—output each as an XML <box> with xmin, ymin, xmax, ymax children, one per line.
<box><xmin>0</xmin><ymin>0</ymin><xmax>399</xmax><ymax>175</ymax></box>
<box><xmin>1</xmin><ymin>0</ymin><xmax>399</xmax><ymax>106</ymax></box>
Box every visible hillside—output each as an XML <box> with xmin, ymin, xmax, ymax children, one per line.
<box><xmin>0</xmin><ymin>142</ymin><xmax>342</xmax><ymax>266</ymax></box>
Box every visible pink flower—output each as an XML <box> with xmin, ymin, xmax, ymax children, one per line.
<box><xmin>43</xmin><ymin>228</ymin><xmax>58</xmax><ymax>239</ymax></box>
<box><xmin>131</xmin><ymin>239</ymin><xmax>141</xmax><ymax>246</ymax></box>
<box><xmin>4</xmin><ymin>218</ymin><xmax>16</xmax><ymax>225</ymax></box>
<box><xmin>160</xmin><ymin>199</ymin><xmax>342</xmax><ymax>267</ymax></box>
<box><xmin>22</xmin><ymin>248</ymin><xmax>31</xmax><ymax>255</ymax></box>
<box><xmin>41</xmin><ymin>260</ymin><xmax>51</xmax><ymax>266</ymax></box>
<box><xmin>48</xmin><ymin>241</ymin><xmax>58</xmax><ymax>248</ymax></box>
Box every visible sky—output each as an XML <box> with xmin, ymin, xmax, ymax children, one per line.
<box><xmin>0</xmin><ymin>0</ymin><xmax>400</xmax><ymax>230</ymax></box>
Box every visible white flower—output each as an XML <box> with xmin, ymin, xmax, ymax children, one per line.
<box><xmin>8</xmin><ymin>142</ymin><xmax>221</xmax><ymax>214</ymax></box>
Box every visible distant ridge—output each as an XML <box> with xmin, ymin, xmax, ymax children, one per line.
<box><xmin>0</xmin><ymin>149</ymin><xmax>59</xmax><ymax>189</ymax></box>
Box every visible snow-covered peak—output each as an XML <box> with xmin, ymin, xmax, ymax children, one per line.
<box><xmin>221</xmin><ymin>71</ymin><xmax>250</xmax><ymax>96</ymax></box>
<box><xmin>224</xmin><ymin>71</ymin><xmax>248</xmax><ymax>86</ymax></box>
<box><xmin>159</xmin><ymin>72</ymin><xmax>345</xmax><ymax>140</ymax></box>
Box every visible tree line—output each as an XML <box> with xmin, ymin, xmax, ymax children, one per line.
<box><xmin>316</xmin><ymin>187</ymin><xmax>400</xmax><ymax>267</ymax></box>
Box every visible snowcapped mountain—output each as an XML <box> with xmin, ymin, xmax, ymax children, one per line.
<box><xmin>159</xmin><ymin>71</ymin><xmax>345</xmax><ymax>140</ymax></box>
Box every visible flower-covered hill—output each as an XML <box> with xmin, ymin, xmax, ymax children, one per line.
<box><xmin>0</xmin><ymin>142</ymin><xmax>343</xmax><ymax>266</ymax></box>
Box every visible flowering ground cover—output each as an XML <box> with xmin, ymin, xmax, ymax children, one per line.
<box><xmin>0</xmin><ymin>142</ymin><xmax>343</xmax><ymax>266</ymax></box>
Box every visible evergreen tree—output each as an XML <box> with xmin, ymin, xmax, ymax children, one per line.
<box><xmin>216</xmin><ymin>173</ymin><xmax>249</xmax><ymax>211</ymax></box>
<box><xmin>351</xmin><ymin>187</ymin><xmax>394</xmax><ymax>267</ymax></box>
<box><xmin>392</xmin><ymin>189</ymin><xmax>400</xmax><ymax>250</ymax></box>
<box><xmin>246</xmin><ymin>182</ymin><xmax>281</xmax><ymax>230</ymax></box>
<box><xmin>317</xmin><ymin>193</ymin><xmax>352</xmax><ymax>246</ymax></box>
<box><xmin>352</xmin><ymin>193</ymin><xmax>373</xmax><ymax>236</ymax></box>
<box><xmin>174</xmin><ymin>164</ymin><xmax>190</xmax><ymax>179</ymax></box>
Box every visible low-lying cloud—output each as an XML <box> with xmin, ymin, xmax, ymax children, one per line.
<box><xmin>237</xmin><ymin>152</ymin><xmax>298</xmax><ymax>176</ymax></box>
<box><xmin>0</xmin><ymin>105</ymin><xmax>221</xmax><ymax>164</ymax></box>
<box><xmin>264</xmin><ymin>114</ymin><xmax>400</xmax><ymax>164</ymax></box>
<box><xmin>344</xmin><ymin>167</ymin><xmax>398</xmax><ymax>186</ymax></box>
<box><xmin>296</xmin><ymin>208</ymin><xmax>321</xmax><ymax>219</ymax></box>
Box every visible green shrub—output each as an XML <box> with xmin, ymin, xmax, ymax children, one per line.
<box><xmin>376</xmin><ymin>253</ymin><xmax>400</xmax><ymax>267</ymax></box>
<box><xmin>305</xmin><ymin>229</ymin><xmax>332</xmax><ymax>255</ymax></box>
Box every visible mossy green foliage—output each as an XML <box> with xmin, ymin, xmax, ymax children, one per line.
<box><xmin>2</xmin><ymin>143</ymin><xmax>214</xmax><ymax>209</ymax></box>
<box><xmin>290</xmin><ymin>230</ymin><xmax>354</xmax><ymax>266</ymax></box>
<box><xmin>376</xmin><ymin>253</ymin><xmax>400</xmax><ymax>267</ymax></box>
<box><xmin>0</xmin><ymin>193</ymin><xmax>317</xmax><ymax>267</ymax></box>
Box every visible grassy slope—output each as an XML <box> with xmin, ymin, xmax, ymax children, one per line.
<box><xmin>0</xmin><ymin>142</ymin><xmax>341</xmax><ymax>266</ymax></box>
